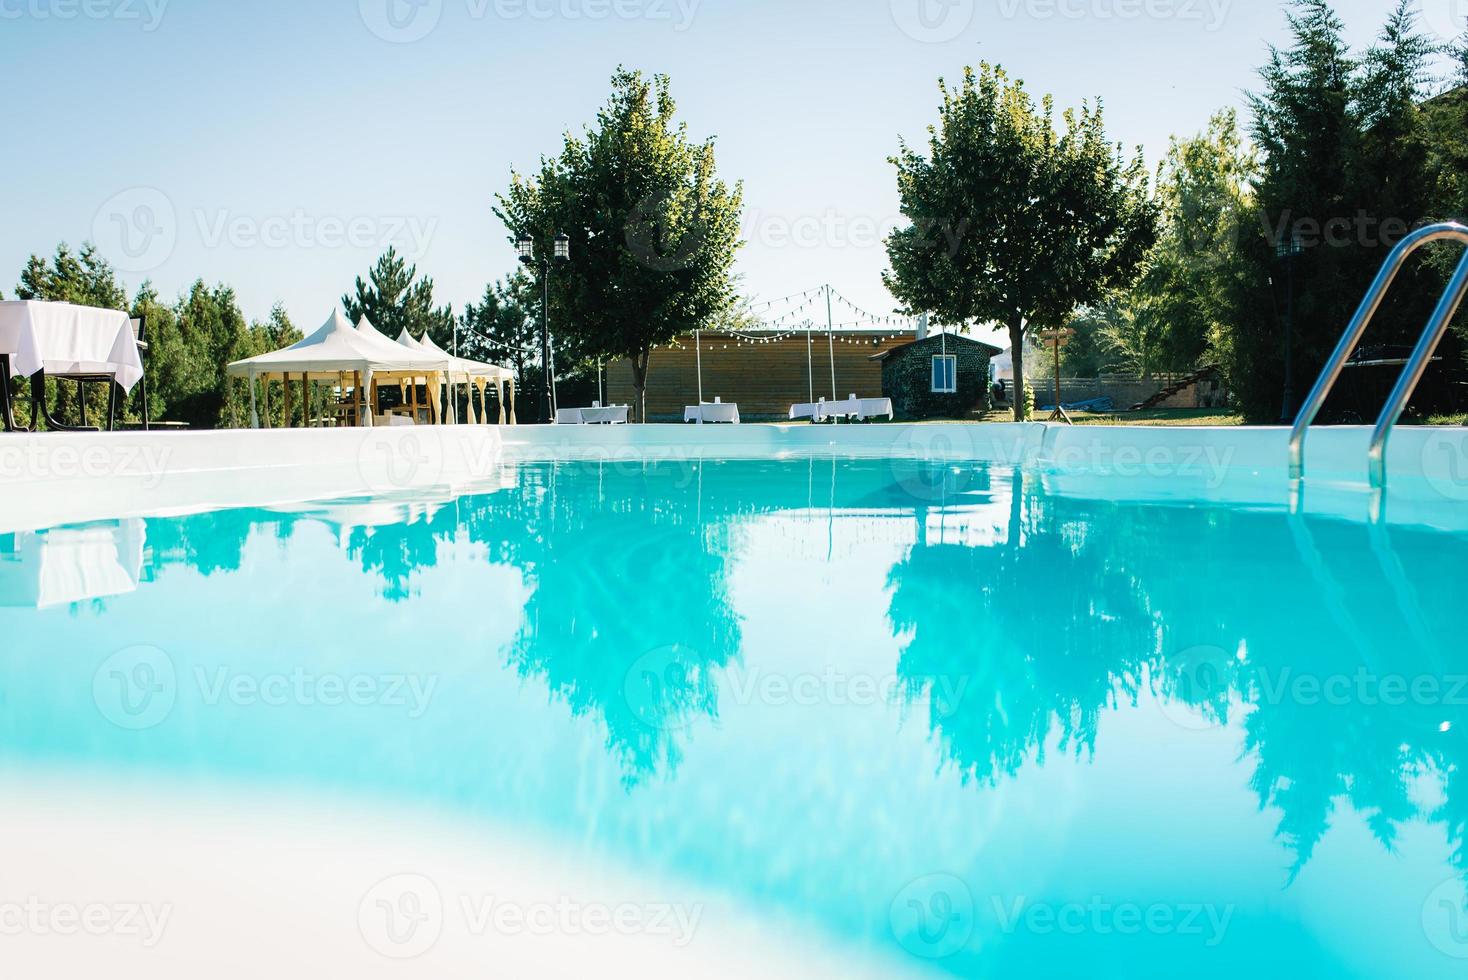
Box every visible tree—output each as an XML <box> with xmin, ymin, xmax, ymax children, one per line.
<box><xmin>167</xmin><ymin>281</ymin><xmax>251</xmax><ymax>429</ymax></box>
<box><xmin>884</xmin><ymin>64</ymin><xmax>1157</xmax><ymax>421</ymax></box>
<box><xmin>342</xmin><ymin>247</ymin><xmax>455</xmax><ymax>344</ymax></box>
<box><xmin>494</xmin><ymin>68</ymin><xmax>744</xmax><ymax>422</ymax></box>
<box><xmin>13</xmin><ymin>243</ymin><xmax>128</xmax><ymax>427</ymax></box>
<box><xmin>1140</xmin><ymin>110</ymin><xmax>1258</xmax><ymax>375</ymax></box>
<box><xmin>128</xmin><ymin>282</ymin><xmax>182</xmax><ymax>423</ymax></box>
<box><xmin>459</xmin><ymin>272</ymin><xmax>538</xmax><ymax>387</ymax></box>
<box><xmin>1234</xmin><ymin>0</ymin><xmax>1447</xmax><ymax>421</ymax></box>
<box><xmin>1058</xmin><ymin>305</ymin><xmax>1113</xmax><ymax>378</ymax></box>
<box><xmin>227</xmin><ymin>304</ymin><xmax>303</xmax><ymax>428</ymax></box>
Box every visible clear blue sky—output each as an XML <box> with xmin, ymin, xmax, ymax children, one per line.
<box><xmin>0</xmin><ymin>0</ymin><xmax>1446</xmax><ymax>342</ymax></box>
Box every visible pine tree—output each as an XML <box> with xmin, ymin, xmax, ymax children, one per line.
<box><xmin>460</xmin><ymin>272</ymin><xmax>537</xmax><ymax>387</ymax></box>
<box><xmin>341</xmin><ymin>247</ymin><xmax>454</xmax><ymax>344</ymax></box>
<box><xmin>1232</xmin><ymin>0</ymin><xmax>1455</xmax><ymax>421</ymax></box>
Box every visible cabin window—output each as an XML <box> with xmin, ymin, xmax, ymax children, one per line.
<box><xmin>932</xmin><ymin>355</ymin><xmax>958</xmax><ymax>394</ymax></box>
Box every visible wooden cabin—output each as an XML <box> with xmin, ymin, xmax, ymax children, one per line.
<box><xmin>606</xmin><ymin>329</ymin><xmax>919</xmax><ymax>422</ymax></box>
<box><xmin>872</xmin><ymin>334</ymin><xmax>1002</xmax><ymax>420</ymax></box>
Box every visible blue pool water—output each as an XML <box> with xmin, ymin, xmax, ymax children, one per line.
<box><xmin>3</xmin><ymin>456</ymin><xmax>1467</xmax><ymax>977</ymax></box>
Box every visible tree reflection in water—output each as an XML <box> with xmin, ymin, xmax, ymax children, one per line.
<box><xmin>115</xmin><ymin>456</ymin><xmax>1468</xmax><ymax>883</ymax></box>
<box><xmin>888</xmin><ymin>468</ymin><xmax>1468</xmax><ymax>884</ymax></box>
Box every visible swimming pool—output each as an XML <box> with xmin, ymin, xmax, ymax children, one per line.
<box><xmin>2</xmin><ymin>426</ymin><xmax>1467</xmax><ymax>977</ymax></box>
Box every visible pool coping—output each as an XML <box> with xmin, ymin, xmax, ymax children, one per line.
<box><xmin>1</xmin><ymin>423</ymin><xmax>1465</xmax><ymax>533</ymax></box>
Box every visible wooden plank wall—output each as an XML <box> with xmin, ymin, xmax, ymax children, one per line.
<box><xmin>606</xmin><ymin>331</ymin><xmax>918</xmax><ymax>421</ymax></box>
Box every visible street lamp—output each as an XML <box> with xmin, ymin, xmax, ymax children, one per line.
<box><xmin>1275</xmin><ymin>234</ymin><xmax>1304</xmax><ymax>423</ymax></box>
<box><xmin>517</xmin><ymin>231</ymin><xmax>571</xmax><ymax>422</ymax></box>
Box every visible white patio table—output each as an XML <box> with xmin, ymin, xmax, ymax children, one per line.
<box><xmin>790</xmin><ymin>396</ymin><xmax>894</xmax><ymax>423</ymax></box>
<box><xmin>0</xmin><ymin>301</ymin><xmax>144</xmax><ymax>431</ymax></box>
<box><xmin>557</xmin><ymin>405</ymin><xmax>630</xmax><ymax>425</ymax></box>
<box><xmin>684</xmin><ymin>401</ymin><xmax>741</xmax><ymax>425</ymax></box>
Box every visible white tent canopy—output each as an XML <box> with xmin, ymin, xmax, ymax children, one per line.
<box><xmin>226</xmin><ymin>311</ymin><xmax>443</xmax><ymax>378</ymax></box>
<box><xmin>226</xmin><ymin>311</ymin><xmax>453</xmax><ymax>428</ymax></box>
<box><xmin>395</xmin><ymin>327</ymin><xmax>515</xmax><ymax>424</ymax></box>
<box><xmin>397</xmin><ymin>328</ymin><xmax>511</xmax><ymax>382</ymax></box>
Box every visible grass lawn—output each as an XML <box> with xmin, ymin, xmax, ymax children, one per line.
<box><xmin>968</xmin><ymin>408</ymin><xmax>1468</xmax><ymax>427</ymax></box>
<box><xmin>975</xmin><ymin>408</ymin><xmax>1247</xmax><ymax>427</ymax></box>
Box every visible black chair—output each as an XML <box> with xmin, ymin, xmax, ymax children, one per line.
<box><xmin>28</xmin><ymin>314</ymin><xmax>148</xmax><ymax>433</ymax></box>
<box><xmin>0</xmin><ymin>352</ymin><xmax>19</xmax><ymax>432</ymax></box>
<box><xmin>110</xmin><ymin>316</ymin><xmax>150</xmax><ymax>431</ymax></box>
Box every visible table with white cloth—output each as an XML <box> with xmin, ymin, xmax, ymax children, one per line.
<box><xmin>0</xmin><ymin>301</ymin><xmax>144</xmax><ymax>431</ymax></box>
<box><xmin>556</xmin><ymin>406</ymin><xmax>631</xmax><ymax>425</ymax></box>
<box><xmin>0</xmin><ymin>520</ymin><xmax>146</xmax><ymax>609</ymax></box>
<box><xmin>790</xmin><ymin>396</ymin><xmax>894</xmax><ymax>423</ymax></box>
<box><xmin>846</xmin><ymin>397</ymin><xmax>895</xmax><ymax>421</ymax></box>
<box><xmin>790</xmin><ymin>400</ymin><xmax>833</xmax><ymax>422</ymax></box>
<box><xmin>684</xmin><ymin>402</ymin><xmax>741</xmax><ymax>425</ymax></box>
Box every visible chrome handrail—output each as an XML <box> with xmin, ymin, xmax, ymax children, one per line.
<box><xmin>1289</xmin><ymin>222</ymin><xmax>1468</xmax><ymax>484</ymax></box>
<box><xmin>1368</xmin><ymin>247</ymin><xmax>1468</xmax><ymax>486</ymax></box>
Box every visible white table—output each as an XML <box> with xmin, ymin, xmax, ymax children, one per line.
<box><xmin>556</xmin><ymin>406</ymin><xmax>630</xmax><ymax>425</ymax></box>
<box><xmin>790</xmin><ymin>399</ymin><xmax>833</xmax><ymax>422</ymax></box>
<box><xmin>0</xmin><ymin>301</ymin><xmax>143</xmax><ymax>390</ymax></box>
<box><xmin>0</xmin><ymin>520</ymin><xmax>146</xmax><ymax>610</ymax></box>
<box><xmin>685</xmin><ymin>402</ymin><xmax>741</xmax><ymax>425</ymax></box>
<box><xmin>847</xmin><ymin>397</ymin><xmax>895</xmax><ymax>421</ymax></box>
<box><xmin>0</xmin><ymin>301</ymin><xmax>144</xmax><ymax>431</ymax></box>
<box><xmin>790</xmin><ymin>396</ymin><xmax>895</xmax><ymax>422</ymax></box>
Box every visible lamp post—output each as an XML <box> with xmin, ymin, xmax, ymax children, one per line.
<box><xmin>517</xmin><ymin>231</ymin><xmax>571</xmax><ymax>423</ymax></box>
<box><xmin>1276</xmin><ymin>234</ymin><xmax>1304</xmax><ymax>423</ymax></box>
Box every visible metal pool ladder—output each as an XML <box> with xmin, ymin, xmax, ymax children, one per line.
<box><xmin>1289</xmin><ymin>221</ymin><xmax>1468</xmax><ymax>488</ymax></box>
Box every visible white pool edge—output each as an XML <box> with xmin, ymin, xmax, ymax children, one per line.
<box><xmin>1</xmin><ymin>423</ymin><xmax>1465</xmax><ymax>533</ymax></box>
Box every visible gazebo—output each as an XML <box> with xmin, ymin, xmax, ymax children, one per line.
<box><xmin>396</xmin><ymin>328</ymin><xmax>515</xmax><ymax>425</ymax></box>
<box><xmin>225</xmin><ymin>311</ymin><xmax>450</xmax><ymax>428</ymax></box>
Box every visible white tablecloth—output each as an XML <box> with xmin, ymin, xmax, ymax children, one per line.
<box><xmin>582</xmin><ymin>406</ymin><xmax>629</xmax><ymax>424</ymax></box>
<box><xmin>557</xmin><ymin>406</ymin><xmax>630</xmax><ymax>425</ymax></box>
<box><xmin>849</xmin><ymin>397</ymin><xmax>895</xmax><ymax>421</ymax></box>
<box><xmin>790</xmin><ymin>397</ymin><xmax>894</xmax><ymax>422</ymax></box>
<box><xmin>0</xmin><ymin>520</ymin><xmax>146</xmax><ymax>609</ymax></box>
<box><xmin>0</xmin><ymin>300</ymin><xmax>144</xmax><ymax>392</ymax></box>
<box><xmin>685</xmin><ymin>403</ymin><xmax>741</xmax><ymax>425</ymax></box>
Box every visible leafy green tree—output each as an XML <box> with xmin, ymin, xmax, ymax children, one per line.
<box><xmin>226</xmin><ymin>304</ymin><xmax>303</xmax><ymax>428</ymax></box>
<box><xmin>127</xmin><ymin>282</ymin><xmax>182</xmax><ymax>423</ymax></box>
<box><xmin>166</xmin><ymin>281</ymin><xmax>251</xmax><ymax>429</ymax></box>
<box><xmin>495</xmin><ymin>68</ymin><xmax>744</xmax><ymax>422</ymax></box>
<box><xmin>1059</xmin><ymin>305</ymin><xmax>1113</xmax><ymax>378</ymax></box>
<box><xmin>1140</xmin><ymin>110</ymin><xmax>1258</xmax><ymax>375</ymax></box>
<box><xmin>884</xmin><ymin>64</ymin><xmax>1157</xmax><ymax>421</ymax></box>
<box><xmin>459</xmin><ymin>272</ymin><xmax>538</xmax><ymax>386</ymax></box>
<box><xmin>342</xmin><ymin>247</ymin><xmax>455</xmax><ymax>344</ymax></box>
<box><xmin>16</xmin><ymin>242</ymin><xmax>126</xmax><ymax>309</ymax></box>
<box><xmin>13</xmin><ymin>243</ymin><xmax>128</xmax><ymax>427</ymax></box>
